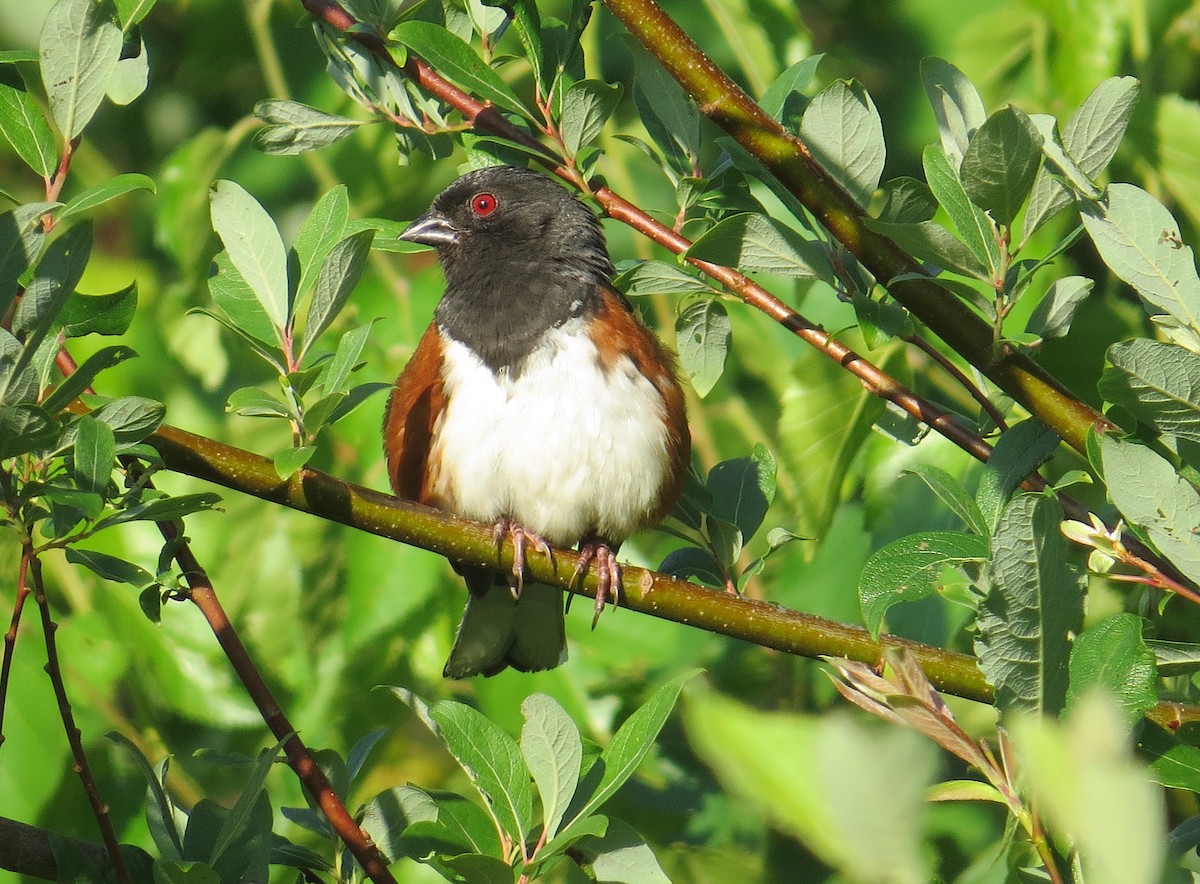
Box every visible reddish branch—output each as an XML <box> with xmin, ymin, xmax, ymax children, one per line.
<box><xmin>296</xmin><ymin>0</ymin><xmax>1194</xmax><ymax>597</ymax></box>
<box><xmin>0</xmin><ymin>537</ymin><xmax>31</xmax><ymax>750</ymax></box>
<box><xmin>49</xmin><ymin>350</ymin><xmax>397</xmax><ymax>883</ymax></box>
<box><xmin>26</xmin><ymin>543</ymin><xmax>130</xmax><ymax>883</ymax></box>
<box><xmin>157</xmin><ymin>521</ymin><xmax>397</xmax><ymax>883</ymax></box>
<box><xmin>299</xmin><ymin>0</ymin><xmax>996</xmax><ymax>465</ymax></box>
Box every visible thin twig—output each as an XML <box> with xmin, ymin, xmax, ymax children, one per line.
<box><xmin>600</xmin><ymin>0</ymin><xmax>1114</xmax><ymax>457</ymax></box>
<box><xmin>128</xmin><ymin>412</ymin><xmax>1200</xmax><ymax>730</ymax></box>
<box><xmin>157</xmin><ymin>519</ymin><xmax>398</xmax><ymax>883</ymax></box>
<box><xmin>26</xmin><ymin>543</ymin><xmax>130</xmax><ymax>883</ymax></box>
<box><xmin>904</xmin><ymin>333</ymin><xmax>1009</xmax><ymax>431</ymax></box>
<box><xmin>51</xmin><ymin>348</ymin><xmax>398</xmax><ymax>884</ymax></box>
<box><xmin>0</xmin><ymin>537</ymin><xmax>32</xmax><ymax>749</ymax></box>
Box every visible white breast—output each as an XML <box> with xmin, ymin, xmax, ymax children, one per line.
<box><xmin>429</xmin><ymin>320</ymin><xmax>672</xmax><ymax>546</ymax></box>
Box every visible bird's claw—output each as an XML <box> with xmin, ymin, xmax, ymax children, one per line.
<box><xmin>572</xmin><ymin>541</ymin><xmax>621</xmax><ymax>629</ymax></box>
<box><xmin>493</xmin><ymin>518</ymin><xmax>552</xmax><ymax>597</ymax></box>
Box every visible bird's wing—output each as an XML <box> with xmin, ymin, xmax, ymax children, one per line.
<box><xmin>383</xmin><ymin>322</ymin><xmax>446</xmax><ymax>503</ymax></box>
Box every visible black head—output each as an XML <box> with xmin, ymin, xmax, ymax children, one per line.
<box><xmin>401</xmin><ymin>166</ymin><xmax>615</xmax><ymax>374</ymax></box>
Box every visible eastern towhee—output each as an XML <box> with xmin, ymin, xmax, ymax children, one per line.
<box><xmin>384</xmin><ymin>166</ymin><xmax>690</xmax><ymax>678</ymax></box>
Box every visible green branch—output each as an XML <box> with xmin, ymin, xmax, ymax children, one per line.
<box><xmin>601</xmin><ymin>0</ymin><xmax>1113</xmax><ymax>457</ymax></box>
<box><xmin>150</xmin><ymin>420</ymin><xmax>989</xmax><ymax>700</ymax></box>
<box><xmin>149</xmin><ymin>421</ymin><xmax>1198</xmax><ymax>730</ymax></box>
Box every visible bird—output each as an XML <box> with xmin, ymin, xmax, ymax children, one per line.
<box><xmin>383</xmin><ymin>165</ymin><xmax>690</xmax><ymax>678</ymax></box>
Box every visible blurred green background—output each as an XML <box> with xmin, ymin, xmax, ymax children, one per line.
<box><xmin>3</xmin><ymin>0</ymin><xmax>1197</xmax><ymax>880</ymax></box>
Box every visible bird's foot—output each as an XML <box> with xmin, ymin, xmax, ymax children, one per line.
<box><xmin>572</xmin><ymin>540</ymin><xmax>621</xmax><ymax>629</ymax></box>
<box><xmin>492</xmin><ymin>518</ymin><xmax>553</xmax><ymax>597</ymax></box>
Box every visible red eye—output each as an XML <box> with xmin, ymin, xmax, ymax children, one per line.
<box><xmin>470</xmin><ymin>192</ymin><xmax>498</xmax><ymax>216</ymax></box>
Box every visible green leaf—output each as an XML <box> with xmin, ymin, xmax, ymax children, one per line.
<box><xmin>106</xmin><ymin>732</ymin><xmax>184</xmax><ymax>862</ymax></box>
<box><xmin>520</xmin><ymin>693</ymin><xmax>581</xmax><ymax>841</ymax></box>
<box><xmin>632</xmin><ymin>48</ymin><xmax>699</xmax><ymax>176</ymax></box>
<box><xmin>428</xmin><ymin>700</ymin><xmax>533</xmax><ymax>845</ymax></box>
<box><xmin>13</xmin><ymin>221</ymin><xmax>92</xmax><ymax>339</ymax></box>
<box><xmin>58</xmin><ymin>283</ymin><xmax>137</xmax><ymax>337</ymax></box>
<box><xmin>94</xmin><ymin>491</ymin><xmax>220</xmax><ymax>529</ymax></box>
<box><xmin>686</xmin><ymin>213</ymin><xmax>828</xmax><ymax>278</ymax></box>
<box><xmin>273</xmin><ymin>446</ymin><xmax>314</xmax><ymax>479</ymax></box>
<box><xmin>39</xmin><ymin>0</ymin><xmax>123</xmax><ymax>139</ymax></box>
<box><xmin>0</xmin><ymin>403</ymin><xmax>58</xmax><ymax>456</ymax></box>
<box><xmin>300</xmin><ymin>230</ymin><xmax>373</xmax><ymax>356</ymax></box>
<box><xmin>572</xmin><ymin>818</ymin><xmax>669</xmax><ymax>884</ymax></box>
<box><xmin>73</xmin><ymin>414</ymin><xmax>115</xmax><ymax>495</ymax></box>
<box><xmin>707</xmin><ymin>445</ymin><xmax>775</xmax><ymax>540</ymax></box>
<box><xmin>321</xmin><ymin>321</ymin><xmax>374</xmax><ymax>396</ymax></box>
<box><xmin>922</xmin><ymin>145</ymin><xmax>1000</xmax><ymax>276</ymax></box>
<box><xmin>88</xmin><ymin>395</ymin><xmax>164</xmax><ymax>442</ymax></box>
<box><xmin>976</xmin><ymin>418</ymin><xmax>1060</xmax><ymax>531</ymax></box>
<box><xmin>207</xmin><ymin>252</ymin><xmax>279</xmax><ymax>347</ymax></box>
<box><xmin>209</xmin><ymin>743</ymin><xmax>281</xmax><ymax>866</ymax></box>
<box><xmin>209</xmin><ymin>179</ymin><xmax>289</xmax><ymax>335</ymax></box>
<box><xmin>1067</xmin><ymin>613</ymin><xmax>1157</xmax><ymax>722</ymax></box>
<box><xmin>799</xmin><ymin>79</ymin><xmax>885</xmax><ymax>209</ymax></box>
<box><xmin>560</xmin><ymin>79</ymin><xmax>621</xmax><ymax>156</ymax></box>
<box><xmin>974</xmin><ymin>494</ymin><xmax>1083</xmax><ymax>719</ymax></box>
<box><xmin>613</xmin><ymin>260</ymin><xmax>713</xmax><ymax>298</ymax></box>
<box><xmin>1026</xmin><ymin>275</ymin><xmax>1092</xmax><ymax>340</ymax></box>
<box><xmin>959</xmin><ymin>105</ymin><xmax>1042</xmax><ymax>226</ymax></box>
<box><xmin>760</xmin><ymin>55</ymin><xmax>823</xmax><ymax>122</ymax></box>
<box><xmin>252</xmin><ymin>99</ymin><xmax>364</xmax><ymax>155</ymax></box>
<box><xmin>1011</xmin><ymin>693</ymin><xmax>1166</xmax><ymax>884</ymax></box>
<box><xmin>1145</xmin><ymin>640</ymin><xmax>1200</xmax><ymax>676</ymax></box>
<box><xmin>920</xmin><ymin>57</ymin><xmax>986</xmax><ymax>167</ymax></box>
<box><xmin>850</xmin><ymin>291</ymin><xmax>914</xmax><ymax>349</ymax></box>
<box><xmin>877</xmin><ymin>176</ymin><xmax>938</xmax><ymax>224</ymax></box>
<box><xmin>322</xmin><ymin>381</ymin><xmax>388</xmax><ymax>426</ymax></box>
<box><xmin>106</xmin><ymin>37</ymin><xmax>148</xmax><ymax>105</ymax></box>
<box><xmin>0</xmin><ymin>204</ymin><xmax>51</xmax><ymax>319</ymax></box>
<box><xmin>0</xmin><ymin>50</ymin><xmax>40</xmax><ymax>64</ymax></box>
<box><xmin>1080</xmin><ymin>183</ymin><xmax>1200</xmax><ymax>337</ymax></box>
<box><xmin>56</xmin><ymin>173</ymin><xmax>155</xmax><ymax>225</ymax></box>
<box><xmin>901</xmin><ymin>464</ymin><xmax>988</xmax><ymax>536</ymax></box>
<box><xmin>114</xmin><ymin>0</ymin><xmax>157</xmax><ymax>28</ymax></box>
<box><xmin>1100</xmin><ymin>435</ymin><xmax>1200</xmax><ymax>586</ymax></box>
<box><xmin>866</xmin><ymin>218</ymin><xmax>989</xmax><ymax>279</ymax></box>
<box><xmin>0</xmin><ymin>83</ymin><xmax>57</xmax><ymax>177</ymax></box>
<box><xmin>503</xmin><ymin>0</ymin><xmax>546</xmax><ymax>92</ymax></box>
<box><xmin>292</xmin><ymin>185</ymin><xmax>349</xmax><ymax>303</ymax></box>
<box><xmin>566</xmin><ymin>670</ymin><xmax>698</xmax><ymax>826</ymax></box>
<box><xmin>1138</xmin><ymin>723</ymin><xmax>1200</xmax><ymax>794</ymax></box>
<box><xmin>390</xmin><ymin>22</ymin><xmax>531</xmax><ymax>120</ymax></box>
<box><xmin>225</xmin><ymin>387</ymin><xmax>290</xmax><ymax>419</ymax></box>
<box><xmin>41</xmin><ymin>344</ymin><xmax>136</xmax><ymax>415</ymax></box>
<box><xmin>66</xmin><ymin>548</ymin><xmax>153</xmax><ymax>586</ymax></box>
<box><xmin>360</xmin><ymin>785</ymin><xmax>438</xmax><ymax>863</ymax></box>
<box><xmin>1026</xmin><ymin>76</ymin><xmax>1140</xmax><ymax>235</ymax></box>
<box><xmin>1098</xmin><ymin>339</ymin><xmax>1200</xmax><ymax>442</ymax></box>
<box><xmin>5</xmin><ymin>223</ymin><xmax>92</xmax><ymax>405</ymax></box>
<box><xmin>859</xmin><ymin>531</ymin><xmax>989</xmax><ymax>638</ymax></box>
<box><xmin>685</xmin><ymin>689</ymin><xmax>936</xmax><ymax>884</ymax></box>
<box><xmin>658</xmin><ymin>546</ymin><xmax>724</xmax><ymax>587</ymax></box>
<box><xmin>675</xmin><ymin>298</ymin><xmax>730</xmax><ymax>398</ymax></box>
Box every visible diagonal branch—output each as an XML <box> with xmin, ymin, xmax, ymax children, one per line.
<box><xmin>140</xmin><ymin>416</ymin><xmax>1200</xmax><ymax>729</ymax></box>
<box><xmin>294</xmin><ymin>0</ymin><xmax>1192</xmax><ymax>597</ymax></box>
<box><xmin>601</xmin><ymin>0</ymin><xmax>1113</xmax><ymax>457</ymax></box>
<box><xmin>50</xmin><ymin>352</ymin><xmax>396</xmax><ymax>884</ymax></box>
<box><xmin>298</xmin><ymin>0</ymin><xmax>993</xmax><ymax>468</ymax></box>
<box><xmin>26</xmin><ymin>542</ymin><xmax>130</xmax><ymax>883</ymax></box>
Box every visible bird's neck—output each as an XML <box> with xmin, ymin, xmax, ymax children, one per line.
<box><xmin>435</xmin><ymin>258</ymin><xmax>603</xmax><ymax>377</ymax></box>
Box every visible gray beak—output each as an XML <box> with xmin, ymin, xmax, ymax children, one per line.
<box><xmin>399</xmin><ymin>211</ymin><xmax>459</xmax><ymax>248</ymax></box>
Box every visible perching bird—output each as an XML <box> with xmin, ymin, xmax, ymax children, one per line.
<box><xmin>384</xmin><ymin>165</ymin><xmax>690</xmax><ymax>678</ymax></box>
